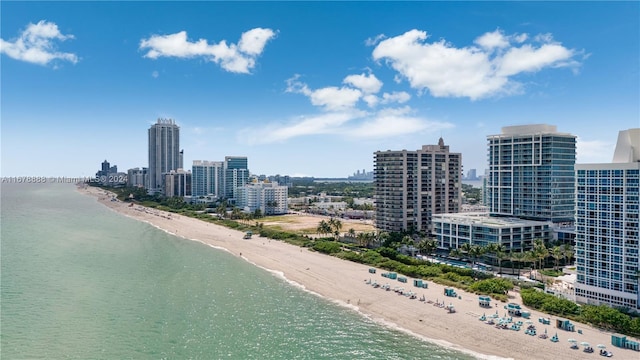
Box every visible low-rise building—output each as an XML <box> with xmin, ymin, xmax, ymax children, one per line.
<box><xmin>432</xmin><ymin>212</ymin><xmax>551</xmax><ymax>252</ymax></box>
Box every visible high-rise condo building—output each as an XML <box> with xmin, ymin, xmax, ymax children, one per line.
<box><xmin>148</xmin><ymin>118</ymin><xmax>181</xmax><ymax>193</ymax></box>
<box><xmin>192</xmin><ymin>160</ymin><xmax>224</xmax><ymax>198</ymax></box>
<box><xmin>164</xmin><ymin>169</ymin><xmax>192</xmax><ymax>197</ymax></box>
<box><xmin>374</xmin><ymin>137</ymin><xmax>462</xmax><ymax>233</ymax></box>
<box><xmin>575</xmin><ymin>128</ymin><xmax>640</xmax><ymax>310</ymax></box>
<box><xmin>127</xmin><ymin>167</ymin><xmax>148</xmax><ymax>188</ymax></box>
<box><xmin>224</xmin><ymin>156</ymin><xmax>249</xmax><ymax>201</ymax></box>
<box><xmin>486</xmin><ymin>124</ymin><xmax>576</xmax><ymax>223</ymax></box>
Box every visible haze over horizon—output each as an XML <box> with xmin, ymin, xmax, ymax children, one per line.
<box><xmin>2</xmin><ymin>2</ymin><xmax>638</xmax><ymax>178</ymax></box>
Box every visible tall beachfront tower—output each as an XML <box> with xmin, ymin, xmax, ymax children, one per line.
<box><xmin>224</xmin><ymin>156</ymin><xmax>249</xmax><ymax>201</ymax></box>
<box><xmin>191</xmin><ymin>160</ymin><xmax>224</xmax><ymax>198</ymax></box>
<box><xmin>575</xmin><ymin>128</ymin><xmax>640</xmax><ymax>310</ymax></box>
<box><xmin>374</xmin><ymin>137</ymin><xmax>462</xmax><ymax>233</ymax></box>
<box><xmin>148</xmin><ymin>118</ymin><xmax>181</xmax><ymax>193</ymax></box>
<box><xmin>486</xmin><ymin>124</ymin><xmax>576</xmax><ymax>223</ymax></box>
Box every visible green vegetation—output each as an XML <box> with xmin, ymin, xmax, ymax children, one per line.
<box><xmin>461</xmin><ymin>183</ymin><xmax>482</xmax><ymax>204</ymax></box>
<box><xmin>468</xmin><ymin>278</ymin><xmax>514</xmax><ymax>302</ymax></box>
<box><xmin>539</xmin><ymin>269</ymin><xmax>564</xmax><ymax>277</ymax></box>
<box><xmin>288</xmin><ymin>179</ymin><xmax>374</xmax><ymax>198</ymax></box>
<box><xmin>521</xmin><ymin>288</ymin><xmax>640</xmax><ymax>337</ymax></box>
<box><xmin>312</xmin><ymin>241</ymin><xmax>342</xmax><ymax>254</ymax></box>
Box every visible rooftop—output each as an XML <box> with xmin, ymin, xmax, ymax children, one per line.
<box><xmin>432</xmin><ymin>212</ymin><xmax>551</xmax><ymax>228</ymax></box>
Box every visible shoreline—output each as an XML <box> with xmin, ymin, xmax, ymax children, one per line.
<box><xmin>82</xmin><ymin>186</ymin><xmax>638</xmax><ymax>360</ymax></box>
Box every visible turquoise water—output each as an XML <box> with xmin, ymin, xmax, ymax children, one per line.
<box><xmin>1</xmin><ymin>183</ymin><xmax>475</xmax><ymax>359</ymax></box>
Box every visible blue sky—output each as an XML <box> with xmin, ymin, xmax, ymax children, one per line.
<box><xmin>2</xmin><ymin>1</ymin><xmax>638</xmax><ymax>178</ymax></box>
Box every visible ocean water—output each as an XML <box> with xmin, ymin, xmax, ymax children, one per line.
<box><xmin>1</xmin><ymin>183</ymin><xmax>475</xmax><ymax>359</ymax></box>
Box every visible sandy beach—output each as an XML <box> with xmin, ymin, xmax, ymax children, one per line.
<box><xmin>83</xmin><ymin>186</ymin><xmax>639</xmax><ymax>360</ymax></box>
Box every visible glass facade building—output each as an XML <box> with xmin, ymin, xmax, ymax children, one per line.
<box><xmin>486</xmin><ymin>124</ymin><xmax>576</xmax><ymax>223</ymax></box>
<box><xmin>224</xmin><ymin>156</ymin><xmax>249</xmax><ymax>201</ymax></box>
<box><xmin>433</xmin><ymin>213</ymin><xmax>550</xmax><ymax>252</ymax></box>
<box><xmin>192</xmin><ymin>160</ymin><xmax>224</xmax><ymax>198</ymax></box>
<box><xmin>574</xmin><ymin>129</ymin><xmax>640</xmax><ymax>310</ymax></box>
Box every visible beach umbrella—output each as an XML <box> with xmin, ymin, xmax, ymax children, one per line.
<box><xmin>525</xmin><ymin>320</ymin><xmax>533</xmax><ymax>324</ymax></box>
<box><xmin>568</xmin><ymin>338</ymin><xmax>577</xmax><ymax>343</ymax></box>
<box><xmin>596</xmin><ymin>344</ymin><xmax>606</xmax><ymax>349</ymax></box>
<box><xmin>580</xmin><ymin>341</ymin><xmax>590</xmax><ymax>347</ymax></box>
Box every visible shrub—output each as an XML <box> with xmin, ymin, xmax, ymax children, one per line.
<box><xmin>312</xmin><ymin>241</ymin><xmax>342</xmax><ymax>254</ymax></box>
<box><xmin>415</xmin><ymin>265</ymin><xmax>443</xmax><ymax>278</ymax></box>
<box><xmin>336</xmin><ymin>251</ymin><xmax>365</xmax><ymax>263</ymax></box>
<box><xmin>468</xmin><ymin>278</ymin><xmax>514</xmax><ymax>295</ymax></box>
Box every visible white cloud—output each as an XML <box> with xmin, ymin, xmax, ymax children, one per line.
<box><xmin>514</xmin><ymin>34</ymin><xmax>528</xmax><ymax>43</ymax></box>
<box><xmin>139</xmin><ymin>27</ymin><xmax>276</xmax><ymax>74</ymax></box>
<box><xmin>152</xmin><ymin>70</ymin><xmax>159</xmax><ymax>78</ymax></box>
<box><xmin>475</xmin><ymin>30</ymin><xmax>510</xmax><ymax>50</ymax></box>
<box><xmin>497</xmin><ymin>43</ymin><xmax>576</xmax><ymax>76</ymax></box>
<box><xmin>577</xmin><ymin>138</ymin><xmax>615</xmax><ymax>164</ymax></box>
<box><xmin>240</xmin><ymin>111</ymin><xmax>363</xmax><ymax>144</ymax></box>
<box><xmin>0</xmin><ymin>20</ymin><xmax>78</xmax><ymax>66</ymax></box>
<box><xmin>362</xmin><ymin>94</ymin><xmax>379</xmax><ymax>107</ymax></box>
<box><xmin>365</xmin><ymin>34</ymin><xmax>386</xmax><ymax>46</ymax></box>
<box><xmin>239</xmin><ymin>104</ymin><xmax>453</xmax><ymax>145</ymax></box>
<box><xmin>272</xmin><ymin>71</ymin><xmax>447</xmax><ymax>144</ymax></box>
<box><xmin>372</xmin><ymin>29</ymin><xmax>581</xmax><ymax>100</ymax></box>
<box><xmin>381</xmin><ymin>91</ymin><xmax>411</xmax><ymax>104</ymax></box>
<box><xmin>343</xmin><ymin>72</ymin><xmax>383</xmax><ymax>94</ymax></box>
<box><xmin>286</xmin><ymin>75</ymin><xmax>362</xmax><ymax>111</ymax></box>
<box><xmin>309</xmin><ymin>86</ymin><xmax>362</xmax><ymax>111</ymax></box>
<box><xmin>348</xmin><ymin>106</ymin><xmax>452</xmax><ymax>138</ymax></box>
<box><xmin>238</xmin><ymin>28</ymin><xmax>277</xmax><ymax>55</ymax></box>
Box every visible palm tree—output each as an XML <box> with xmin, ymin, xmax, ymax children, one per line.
<box><xmin>511</xmin><ymin>251</ymin><xmax>526</xmax><ymax>279</ymax></box>
<box><xmin>347</xmin><ymin>228</ymin><xmax>356</xmax><ymax>239</ymax></box>
<box><xmin>364</xmin><ymin>232</ymin><xmax>375</xmax><ymax>248</ymax></box>
<box><xmin>550</xmin><ymin>246</ymin><xmax>563</xmax><ymax>271</ymax></box>
<box><xmin>376</xmin><ymin>231</ymin><xmax>389</xmax><ymax>248</ymax></box>
<box><xmin>231</xmin><ymin>207</ymin><xmax>242</xmax><ymax>220</ymax></box>
<box><xmin>401</xmin><ymin>235</ymin><xmax>416</xmax><ymax>256</ymax></box>
<box><xmin>490</xmin><ymin>244</ymin><xmax>507</xmax><ymax>275</ymax></box>
<box><xmin>449</xmin><ymin>248</ymin><xmax>463</xmax><ymax>259</ymax></box>
<box><xmin>533</xmin><ymin>239</ymin><xmax>548</xmax><ymax>271</ymax></box>
<box><xmin>356</xmin><ymin>232</ymin><xmax>366</xmax><ymax>247</ymax></box>
<box><xmin>525</xmin><ymin>250</ymin><xmax>539</xmax><ymax>279</ymax></box>
<box><xmin>496</xmin><ymin>247</ymin><xmax>508</xmax><ymax>275</ymax></box>
<box><xmin>328</xmin><ymin>217</ymin><xmax>342</xmax><ymax>240</ymax></box>
<box><xmin>469</xmin><ymin>245</ymin><xmax>485</xmax><ymax>267</ymax></box>
<box><xmin>316</xmin><ymin>220</ymin><xmax>332</xmax><ymax>237</ymax></box>
<box><xmin>216</xmin><ymin>201</ymin><xmax>227</xmax><ymax>218</ymax></box>
<box><xmin>418</xmin><ymin>239</ymin><xmax>438</xmax><ymax>256</ymax></box>
<box><xmin>562</xmin><ymin>244</ymin><xmax>575</xmax><ymax>267</ymax></box>
<box><xmin>460</xmin><ymin>242</ymin><xmax>473</xmax><ymax>260</ymax></box>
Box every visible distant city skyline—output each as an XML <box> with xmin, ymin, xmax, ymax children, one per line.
<box><xmin>2</xmin><ymin>2</ymin><xmax>638</xmax><ymax>177</ymax></box>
